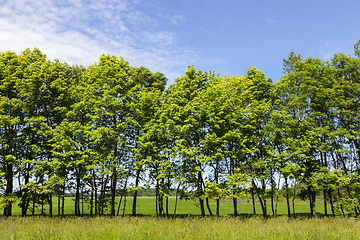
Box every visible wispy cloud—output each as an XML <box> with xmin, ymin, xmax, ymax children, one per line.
<box><xmin>0</xmin><ymin>0</ymin><xmax>210</xmax><ymax>85</ymax></box>
<box><xmin>319</xmin><ymin>42</ymin><xmax>350</xmax><ymax>60</ymax></box>
<box><xmin>157</xmin><ymin>13</ymin><xmax>185</xmax><ymax>25</ymax></box>
<box><xmin>266</xmin><ymin>18</ymin><xmax>276</xmax><ymax>24</ymax></box>
<box><xmin>171</xmin><ymin>15</ymin><xmax>184</xmax><ymax>24</ymax></box>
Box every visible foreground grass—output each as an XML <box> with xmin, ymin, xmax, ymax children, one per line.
<box><xmin>0</xmin><ymin>216</ymin><xmax>359</xmax><ymax>239</ymax></box>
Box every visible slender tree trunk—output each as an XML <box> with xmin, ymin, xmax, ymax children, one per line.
<box><xmin>292</xmin><ymin>180</ymin><xmax>296</xmax><ymax>218</ymax></box>
<box><xmin>233</xmin><ymin>197</ymin><xmax>238</xmax><ymax>217</ymax></box>
<box><xmin>117</xmin><ymin>195</ymin><xmax>123</xmax><ymax>216</ymax></box>
<box><xmin>90</xmin><ymin>181</ymin><xmax>94</xmax><ymax>217</ymax></box>
<box><xmin>48</xmin><ymin>194</ymin><xmax>53</xmax><ymax>217</ymax></box>
<box><xmin>158</xmin><ymin>196</ymin><xmax>163</xmax><ymax>216</ymax></box>
<box><xmin>309</xmin><ymin>192</ymin><xmax>316</xmax><ymax>218</ymax></box>
<box><xmin>323</xmin><ymin>189</ymin><xmax>328</xmax><ymax>217</ymax></box>
<box><xmin>4</xmin><ymin>163</ymin><xmax>13</xmax><ymax>216</ymax></box>
<box><xmin>111</xmin><ymin>166</ymin><xmax>117</xmax><ymax>217</ymax></box>
<box><xmin>58</xmin><ymin>196</ymin><xmax>61</xmax><ymax>216</ymax></box>
<box><xmin>100</xmin><ymin>176</ymin><xmax>104</xmax><ymax>216</ymax></box>
<box><xmin>254</xmin><ymin>180</ymin><xmax>267</xmax><ymax>218</ymax></box>
<box><xmin>174</xmin><ymin>182</ymin><xmax>181</xmax><ymax>217</ymax></box>
<box><xmin>32</xmin><ymin>196</ymin><xmax>36</xmax><ymax>216</ymax></box>
<box><xmin>206</xmin><ymin>197</ymin><xmax>213</xmax><ymax>216</ymax></box>
<box><xmin>251</xmin><ymin>186</ymin><xmax>256</xmax><ymax>215</ymax></box>
<box><xmin>81</xmin><ymin>194</ymin><xmax>84</xmax><ymax>217</ymax></box>
<box><xmin>165</xmin><ymin>197</ymin><xmax>169</xmax><ymax>217</ymax></box>
<box><xmin>75</xmin><ymin>173</ymin><xmax>80</xmax><ymax>216</ymax></box>
<box><xmin>41</xmin><ymin>196</ymin><xmax>44</xmax><ymax>215</ymax></box>
<box><xmin>111</xmin><ymin>121</ymin><xmax>118</xmax><ymax>217</ymax></box>
<box><xmin>275</xmin><ymin>176</ymin><xmax>281</xmax><ymax>216</ymax></box>
<box><xmin>94</xmin><ymin>175</ymin><xmax>98</xmax><ymax>215</ymax></box>
<box><xmin>198</xmin><ymin>170</ymin><xmax>205</xmax><ymax>217</ymax></box>
<box><xmin>61</xmin><ymin>183</ymin><xmax>65</xmax><ymax>218</ymax></box>
<box><xmin>270</xmin><ymin>170</ymin><xmax>275</xmax><ymax>216</ymax></box>
<box><xmin>215</xmin><ymin>163</ymin><xmax>220</xmax><ymax>217</ymax></box>
<box><xmin>132</xmin><ymin>169</ymin><xmax>140</xmax><ymax>216</ymax></box>
<box><xmin>117</xmin><ymin>171</ymin><xmax>130</xmax><ymax>216</ymax></box>
<box><xmin>155</xmin><ymin>180</ymin><xmax>159</xmax><ymax>216</ymax></box>
<box><xmin>271</xmin><ymin>194</ymin><xmax>275</xmax><ymax>216</ymax></box>
<box><xmin>21</xmin><ymin>168</ymin><xmax>30</xmax><ymax>217</ymax></box>
<box><xmin>262</xmin><ymin>180</ymin><xmax>267</xmax><ymax>219</ymax></box>
<box><xmin>122</xmin><ymin>195</ymin><xmax>127</xmax><ymax>217</ymax></box>
<box><xmin>338</xmin><ymin>188</ymin><xmax>345</xmax><ymax>217</ymax></box>
<box><xmin>256</xmin><ymin>193</ymin><xmax>265</xmax><ymax>217</ymax></box>
<box><xmin>328</xmin><ymin>189</ymin><xmax>335</xmax><ymax>216</ymax></box>
<box><xmin>284</xmin><ymin>175</ymin><xmax>291</xmax><ymax>218</ymax></box>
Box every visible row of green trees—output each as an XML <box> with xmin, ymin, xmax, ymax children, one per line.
<box><xmin>0</xmin><ymin>42</ymin><xmax>360</xmax><ymax>218</ymax></box>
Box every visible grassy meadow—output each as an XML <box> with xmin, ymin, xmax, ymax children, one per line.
<box><xmin>6</xmin><ymin>196</ymin><xmax>331</xmax><ymax>217</ymax></box>
<box><xmin>1</xmin><ymin>198</ymin><xmax>359</xmax><ymax>239</ymax></box>
<box><xmin>1</xmin><ymin>215</ymin><xmax>360</xmax><ymax>239</ymax></box>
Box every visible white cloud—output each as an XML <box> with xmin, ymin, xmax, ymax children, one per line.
<box><xmin>266</xmin><ymin>18</ymin><xmax>276</xmax><ymax>24</ymax></box>
<box><xmin>0</xmin><ymin>0</ymin><xmax>221</xmax><ymax>85</ymax></box>
<box><xmin>157</xmin><ymin>13</ymin><xmax>185</xmax><ymax>25</ymax></box>
<box><xmin>319</xmin><ymin>42</ymin><xmax>349</xmax><ymax>60</ymax></box>
<box><xmin>171</xmin><ymin>15</ymin><xmax>184</xmax><ymax>24</ymax></box>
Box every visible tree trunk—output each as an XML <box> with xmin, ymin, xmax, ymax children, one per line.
<box><xmin>111</xmin><ymin>166</ymin><xmax>117</xmax><ymax>217</ymax></box>
<box><xmin>41</xmin><ymin>196</ymin><xmax>44</xmax><ymax>215</ymax></box>
<box><xmin>32</xmin><ymin>196</ymin><xmax>36</xmax><ymax>216</ymax></box>
<box><xmin>94</xmin><ymin>175</ymin><xmax>98</xmax><ymax>215</ymax></box>
<box><xmin>21</xmin><ymin>168</ymin><xmax>30</xmax><ymax>217</ymax></box>
<box><xmin>117</xmin><ymin>172</ymin><xmax>130</xmax><ymax>216</ymax></box>
<box><xmin>122</xmin><ymin>195</ymin><xmax>127</xmax><ymax>217</ymax></box>
<box><xmin>309</xmin><ymin>192</ymin><xmax>316</xmax><ymax>218</ymax></box>
<box><xmin>292</xmin><ymin>180</ymin><xmax>296</xmax><ymax>218</ymax></box>
<box><xmin>58</xmin><ymin>196</ymin><xmax>61</xmax><ymax>216</ymax></box>
<box><xmin>328</xmin><ymin>189</ymin><xmax>335</xmax><ymax>216</ymax></box>
<box><xmin>165</xmin><ymin>197</ymin><xmax>169</xmax><ymax>217</ymax></box>
<box><xmin>90</xmin><ymin>180</ymin><xmax>94</xmax><ymax>217</ymax></box>
<box><xmin>48</xmin><ymin>194</ymin><xmax>53</xmax><ymax>217</ymax></box>
<box><xmin>198</xmin><ymin>170</ymin><xmax>205</xmax><ymax>217</ymax></box>
<box><xmin>81</xmin><ymin>194</ymin><xmax>84</xmax><ymax>217</ymax></box>
<box><xmin>262</xmin><ymin>180</ymin><xmax>267</xmax><ymax>219</ymax></box>
<box><xmin>4</xmin><ymin>163</ymin><xmax>13</xmax><ymax>216</ymax></box>
<box><xmin>75</xmin><ymin>173</ymin><xmax>80</xmax><ymax>216</ymax></box>
<box><xmin>254</xmin><ymin>179</ymin><xmax>267</xmax><ymax>219</ymax></box>
<box><xmin>284</xmin><ymin>175</ymin><xmax>291</xmax><ymax>218</ymax></box>
<box><xmin>271</xmin><ymin>194</ymin><xmax>275</xmax><ymax>216</ymax></box>
<box><xmin>174</xmin><ymin>182</ymin><xmax>181</xmax><ymax>217</ymax></box>
<box><xmin>132</xmin><ymin>168</ymin><xmax>140</xmax><ymax>216</ymax></box>
<box><xmin>158</xmin><ymin>196</ymin><xmax>164</xmax><ymax>216</ymax></box>
<box><xmin>61</xmin><ymin>183</ymin><xmax>65</xmax><ymax>218</ymax></box>
<box><xmin>275</xmin><ymin>176</ymin><xmax>281</xmax><ymax>216</ymax></box>
<box><xmin>206</xmin><ymin>197</ymin><xmax>213</xmax><ymax>216</ymax></box>
<box><xmin>117</xmin><ymin>195</ymin><xmax>124</xmax><ymax>216</ymax></box>
<box><xmin>233</xmin><ymin>197</ymin><xmax>238</xmax><ymax>216</ymax></box>
<box><xmin>251</xmin><ymin>186</ymin><xmax>256</xmax><ymax>215</ymax></box>
<box><xmin>323</xmin><ymin>189</ymin><xmax>328</xmax><ymax>217</ymax></box>
<box><xmin>155</xmin><ymin>180</ymin><xmax>159</xmax><ymax>216</ymax></box>
<box><xmin>337</xmin><ymin>188</ymin><xmax>345</xmax><ymax>217</ymax></box>
<box><xmin>111</xmin><ymin>135</ymin><xmax>118</xmax><ymax>217</ymax></box>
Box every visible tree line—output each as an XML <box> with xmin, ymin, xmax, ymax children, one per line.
<box><xmin>1</xmin><ymin>40</ymin><xmax>360</xmax><ymax>218</ymax></box>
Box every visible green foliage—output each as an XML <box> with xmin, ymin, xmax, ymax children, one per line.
<box><xmin>1</xmin><ymin>47</ymin><xmax>360</xmax><ymax>218</ymax></box>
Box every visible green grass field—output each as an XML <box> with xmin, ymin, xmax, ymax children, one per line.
<box><xmin>6</xmin><ymin>196</ymin><xmax>329</xmax><ymax>217</ymax></box>
<box><xmin>1</xmin><ymin>198</ymin><xmax>358</xmax><ymax>239</ymax></box>
<box><xmin>1</xmin><ymin>215</ymin><xmax>359</xmax><ymax>239</ymax></box>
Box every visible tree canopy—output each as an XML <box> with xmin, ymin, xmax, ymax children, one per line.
<box><xmin>1</xmin><ymin>41</ymin><xmax>360</xmax><ymax>218</ymax></box>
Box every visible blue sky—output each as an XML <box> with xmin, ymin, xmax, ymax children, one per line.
<box><xmin>0</xmin><ymin>0</ymin><xmax>359</xmax><ymax>86</ymax></box>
